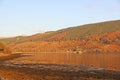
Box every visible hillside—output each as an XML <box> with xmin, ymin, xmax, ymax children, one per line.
<box><xmin>0</xmin><ymin>36</ymin><xmax>28</xmax><ymax>44</ymax></box>
<box><xmin>0</xmin><ymin>20</ymin><xmax>120</xmax><ymax>44</ymax></box>
<box><xmin>11</xmin><ymin>30</ymin><xmax>120</xmax><ymax>53</ymax></box>
<box><xmin>0</xmin><ymin>20</ymin><xmax>120</xmax><ymax>53</ymax></box>
<box><xmin>42</xmin><ymin>20</ymin><xmax>120</xmax><ymax>41</ymax></box>
<box><xmin>26</xmin><ymin>20</ymin><xmax>120</xmax><ymax>42</ymax></box>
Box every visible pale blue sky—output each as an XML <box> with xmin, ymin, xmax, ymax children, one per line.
<box><xmin>0</xmin><ymin>0</ymin><xmax>120</xmax><ymax>37</ymax></box>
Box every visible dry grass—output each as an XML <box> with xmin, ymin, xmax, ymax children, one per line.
<box><xmin>0</xmin><ymin>53</ymin><xmax>9</xmax><ymax>57</ymax></box>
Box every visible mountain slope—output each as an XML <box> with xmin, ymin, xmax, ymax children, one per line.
<box><xmin>42</xmin><ymin>20</ymin><xmax>120</xmax><ymax>40</ymax></box>
<box><xmin>19</xmin><ymin>20</ymin><xmax>120</xmax><ymax>41</ymax></box>
<box><xmin>12</xmin><ymin>30</ymin><xmax>120</xmax><ymax>53</ymax></box>
<box><xmin>0</xmin><ymin>20</ymin><xmax>120</xmax><ymax>44</ymax></box>
<box><xmin>0</xmin><ymin>36</ymin><xmax>28</xmax><ymax>44</ymax></box>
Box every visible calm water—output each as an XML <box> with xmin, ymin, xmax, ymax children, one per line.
<box><xmin>20</xmin><ymin>52</ymin><xmax>120</xmax><ymax>71</ymax></box>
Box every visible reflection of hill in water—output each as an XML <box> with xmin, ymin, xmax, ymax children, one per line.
<box><xmin>6</xmin><ymin>53</ymin><xmax>120</xmax><ymax>71</ymax></box>
<box><xmin>0</xmin><ymin>53</ymin><xmax>120</xmax><ymax>80</ymax></box>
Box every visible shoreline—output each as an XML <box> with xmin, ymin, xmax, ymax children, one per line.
<box><xmin>0</xmin><ymin>53</ymin><xmax>120</xmax><ymax>80</ymax></box>
<box><xmin>0</xmin><ymin>62</ymin><xmax>120</xmax><ymax>80</ymax></box>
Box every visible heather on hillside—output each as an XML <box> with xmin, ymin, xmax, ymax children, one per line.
<box><xmin>0</xmin><ymin>41</ymin><xmax>11</xmax><ymax>54</ymax></box>
<box><xmin>1</xmin><ymin>20</ymin><xmax>120</xmax><ymax>44</ymax></box>
<box><xmin>11</xmin><ymin>30</ymin><xmax>120</xmax><ymax>53</ymax></box>
<box><xmin>0</xmin><ymin>20</ymin><xmax>119</xmax><ymax>53</ymax></box>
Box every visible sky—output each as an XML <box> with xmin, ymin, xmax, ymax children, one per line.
<box><xmin>0</xmin><ymin>0</ymin><xmax>120</xmax><ymax>37</ymax></box>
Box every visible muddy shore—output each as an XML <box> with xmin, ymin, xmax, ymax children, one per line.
<box><xmin>0</xmin><ymin>54</ymin><xmax>120</xmax><ymax>80</ymax></box>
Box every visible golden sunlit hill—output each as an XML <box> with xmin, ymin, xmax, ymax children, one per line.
<box><xmin>0</xmin><ymin>20</ymin><xmax>120</xmax><ymax>80</ymax></box>
<box><xmin>0</xmin><ymin>20</ymin><xmax>119</xmax><ymax>53</ymax></box>
<box><xmin>0</xmin><ymin>20</ymin><xmax>120</xmax><ymax>44</ymax></box>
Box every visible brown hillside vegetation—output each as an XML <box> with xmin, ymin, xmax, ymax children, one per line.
<box><xmin>11</xmin><ymin>30</ymin><xmax>120</xmax><ymax>53</ymax></box>
<box><xmin>26</xmin><ymin>32</ymin><xmax>52</xmax><ymax>41</ymax></box>
<box><xmin>1</xmin><ymin>20</ymin><xmax>120</xmax><ymax>44</ymax></box>
<box><xmin>85</xmin><ymin>30</ymin><xmax>120</xmax><ymax>52</ymax></box>
<box><xmin>0</xmin><ymin>41</ymin><xmax>11</xmax><ymax>54</ymax></box>
<box><xmin>47</xmin><ymin>31</ymin><xmax>69</xmax><ymax>41</ymax></box>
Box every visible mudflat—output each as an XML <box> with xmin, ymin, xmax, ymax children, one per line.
<box><xmin>0</xmin><ymin>54</ymin><xmax>120</xmax><ymax>80</ymax></box>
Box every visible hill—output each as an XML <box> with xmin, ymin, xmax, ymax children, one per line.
<box><xmin>11</xmin><ymin>30</ymin><xmax>120</xmax><ymax>53</ymax></box>
<box><xmin>0</xmin><ymin>20</ymin><xmax>120</xmax><ymax>44</ymax></box>
<box><xmin>41</xmin><ymin>20</ymin><xmax>120</xmax><ymax>41</ymax></box>
<box><xmin>0</xmin><ymin>36</ymin><xmax>28</xmax><ymax>44</ymax></box>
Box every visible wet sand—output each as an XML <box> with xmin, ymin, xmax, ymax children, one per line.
<box><xmin>0</xmin><ymin>54</ymin><xmax>120</xmax><ymax>80</ymax></box>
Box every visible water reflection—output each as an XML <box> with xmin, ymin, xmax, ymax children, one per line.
<box><xmin>16</xmin><ymin>53</ymin><xmax>120</xmax><ymax>71</ymax></box>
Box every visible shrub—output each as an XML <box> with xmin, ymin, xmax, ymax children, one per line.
<box><xmin>0</xmin><ymin>41</ymin><xmax>11</xmax><ymax>53</ymax></box>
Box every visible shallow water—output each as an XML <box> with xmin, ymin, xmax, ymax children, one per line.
<box><xmin>9</xmin><ymin>53</ymin><xmax>120</xmax><ymax>71</ymax></box>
